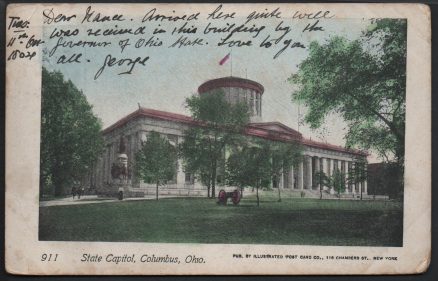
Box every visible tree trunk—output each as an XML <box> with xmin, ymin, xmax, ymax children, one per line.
<box><xmin>319</xmin><ymin>174</ymin><xmax>323</xmax><ymax>199</ymax></box>
<box><xmin>211</xmin><ymin>161</ymin><xmax>217</xmax><ymax>198</ymax></box>
<box><xmin>53</xmin><ymin>163</ymin><xmax>63</xmax><ymax>197</ymax></box>
<box><xmin>277</xmin><ymin>184</ymin><xmax>281</xmax><ymax>202</ymax></box>
<box><xmin>156</xmin><ymin>181</ymin><xmax>159</xmax><ymax>201</ymax></box>
<box><xmin>240</xmin><ymin>187</ymin><xmax>244</xmax><ymax>198</ymax></box>
<box><xmin>256</xmin><ymin>181</ymin><xmax>260</xmax><ymax>207</ymax></box>
<box><xmin>53</xmin><ymin>176</ymin><xmax>64</xmax><ymax>197</ymax></box>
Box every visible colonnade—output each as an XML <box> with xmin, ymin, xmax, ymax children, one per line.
<box><xmin>94</xmin><ymin>131</ymin><xmax>367</xmax><ymax>196</ymax></box>
<box><xmin>282</xmin><ymin>155</ymin><xmax>367</xmax><ymax>195</ymax></box>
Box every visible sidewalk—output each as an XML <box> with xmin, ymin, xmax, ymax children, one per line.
<box><xmin>39</xmin><ymin>195</ymin><xmax>191</xmax><ymax>207</ymax></box>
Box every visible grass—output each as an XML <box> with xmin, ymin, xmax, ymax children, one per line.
<box><xmin>39</xmin><ymin>194</ymin><xmax>403</xmax><ymax>246</ymax></box>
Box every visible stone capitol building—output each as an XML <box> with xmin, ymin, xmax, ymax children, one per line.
<box><xmin>91</xmin><ymin>76</ymin><xmax>368</xmax><ymax>198</ymax></box>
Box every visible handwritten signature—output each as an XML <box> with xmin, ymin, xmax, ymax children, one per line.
<box><xmin>94</xmin><ymin>54</ymin><xmax>150</xmax><ymax>80</ymax></box>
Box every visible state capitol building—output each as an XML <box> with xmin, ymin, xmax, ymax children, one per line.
<box><xmin>91</xmin><ymin>76</ymin><xmax>368</xmax><ymax>198</ymax></box>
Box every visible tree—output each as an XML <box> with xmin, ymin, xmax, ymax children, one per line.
<box><xmin>329</xmin><ymin>169</ymin><xmax>346</xmax><ymax>199</ymax></box>
<box><xmin>290</xmin><ymin>19</ymin><xmax>406</xmax><ymax>167</ymax></box>
<box><xmin>135</xmin><ymin>131</ymin><xmax>178</xmax><ymax>200</ymax></box>
<box><xmin>314</xmin><ymin>169</ymin><xmax>346</xmax><ymax>199</ymax></box>
<box><xmin>226</xmin><ymin>138</ymin><xmax>302</xmax><ymax>205</ymax></box>
<box><xmin>225</xmin><ymin>140</ymin><xmax>272</xmax><ymax>206</ymax></box>
<box><xmin>347</xmin><ymin>158</ymin><xmax>368</xmax><ymax>200</ymax></box>
<box><xmin>40</xmin><ymin>68</ymin><xmax>104</xmax><ymax>197</ymax></box>
<box><xmin>314</xmin><ymin>170</ymin><xmax>328</xmax><ymax>199</ymax></box>
<box><xmin>269</xmin><ymin>141</ymin><xmax>303</xmax><ymax>202</ymax></box>
<box><xmin>179</xmin><ymin>90</ymin><xmax>250</xmax><ymax>198</ymax></box>
<box><xmin>224</xmin><ymin>146</ymin><xmax>251</xmax><ymax>198</ymax></box>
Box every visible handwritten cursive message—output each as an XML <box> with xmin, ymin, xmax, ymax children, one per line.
<box><xmin>7</xmin><ymin>4</ymin><xmax>335</xmax><ymax>80</ymax></box>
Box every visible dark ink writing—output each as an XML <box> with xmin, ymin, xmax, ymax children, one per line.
<box><xmin>169</xmin><ymin>36</ymin><xmax>204</xmax><ymax>48</ymax></box>
<box><xmin>207</xmin><ymin>5</ymin><xmax>235</xmax><ymax>20</ymax></box>
<box><xmin>82</xmin><ymin>6</ymin><xmax>125</xmax><ymax>24</ymax></box>
<box><xmin>94</xmin><ymin>54</ymin><xmax>150</xmax><ymax>80</ymax></box>
<box><xmin>43</xmin><ymin>8</ymin><xmax>76</xmax><ymax>24</ymax></box>
<box><xmin>142</xmin><ymin>8</ymin><xmax>199</xmax><ymax>23</ymax></box>
<box><xmin>245</xmin><ymin>7</ymin><xmax>282</xmax><ymax>24</ymax></box>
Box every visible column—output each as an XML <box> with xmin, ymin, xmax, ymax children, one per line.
<box><xmin>344</xmin><ymin>160</ymin><xmax>349</xmax><ymax>194</ymax></box>
<box><xmin>329</xmin><ymin>158</ymin><xmax>335</xmax><ymax>194</ymax></box>
<box><xmin>314</xmin><ymin>157</ymin><xmax>320</xmax><ymax>189</ymax></box>
<box><xmin>298</xmin><ymin>161</ymin><xmax>304</xmax><ymax>190</ymax></box>
<box><xmin>364</xmin><ymin>180</ymin><xmax>368</xmax><ymax>195</ymax></box>
<box><xmin>338</xmin><ymin>160</ymin><xmax>349</xmax><ymax>194</ymax></box>
<box><xmin>279</xmin><ymin>168</ymin><xmax>284</xmax><ymax>189</ymax></box>
<box><xmin>322</xmin><ymin>158</ymin><xmax>328</xmax><ymax>190</ymax></box>
<box><xmin>257</xmin><ymin>93</ymin><xmax>261</xmax><ymax>116</ymax></box>
<box><xmin>289</xmin><ymin>166</ymin><xmax>294</xmax><ymax>189</ymax></box>
<box><xmin>329</xmin><ymin>158</ymin><xmax>334</xmax><ymax>177</ymax></box>
<box><xmin>260</xmin><ymin>93</ymin><xmax>262</xmax><ymax>116</ymax></box>
<box><xmin>177</xmin><ymin>159</ymin><xmax>185</xmax><ymax>187</ymax></box>
<box><xmin>253</xmin><ymin>91</ymin><xmax>257</xmax><ymax>115</ymax></box>
<box><xmin>284</xmin><ymin>167</ymin><xmax>292</xmax><ymax>189</ymax></box>
<box><xmin>306</xmin><ymin>156</ymin><xmax>312</xmax><ymax>189</ymax></box>
<box><xmin>351</xmin><ymin>162</ymin><xmax>356</xmax><ymax>193</ymax></box>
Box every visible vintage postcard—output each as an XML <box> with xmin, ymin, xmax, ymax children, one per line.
<box><xmin>5</xmin><ymin>3</ymin><xmax>431</xmax><ymax>275</ymax></box>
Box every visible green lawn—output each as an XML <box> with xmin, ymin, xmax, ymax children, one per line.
<box><xmin>39</xmin><ymin>195</ymin><xmax>403</xmax><ymax>246</ymax></box>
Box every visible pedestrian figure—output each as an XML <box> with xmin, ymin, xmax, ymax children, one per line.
<box><xmin>71</xmin><ymin>186</ymin><xmax>77</xmax><ymax>200</ymax></box>
<box><xmin>77</xmin><ymin>187</ymin><xmax>82</xmax><ymax>199</ymax></box>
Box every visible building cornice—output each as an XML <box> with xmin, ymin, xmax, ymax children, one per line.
<box><xmin>102</xmin><ymin>107</ymin><xmax>367</xmax><ymax>156</ymax></box>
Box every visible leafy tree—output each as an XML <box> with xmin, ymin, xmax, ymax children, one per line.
<box><xmin>314</xmin><ymin>170</ymin><xmax>329</xmax><ymax>199</ymax></box>
<box><xmin>329</xmin><ymin>169</ymin><xmax>346</xmax><ymax>199</ymax></box>
<box><xmin>315</xmin><ymin>169</ymin><xmax>346</xmax><ymax>199</ymax></box>
<box><xmin>135</xmin><ymin>131</ymin><xmax>178</xmax><ymax>200</ymax></box>
<box><xmin>179</xmin><ymin>90</ymin><xmax>250</xmax><ymax>198</ymax></box>
<box><xmin>381</xmin><ymin>162</ymin><xmax>403</xmax><ymax>200</ymax></box>
<box><xmin>368</xmin><ymin>162</ymin><xmax>403</xmax><ymax>200</ymax></box>
<box><xmin>40</xmin><ymin>67</ymin><xmax>104</xmax><ymax>197</ymax></box>
<box><xmin>226</xmin><ymin>140</ymin><xmax>272</xmax><ymax>206</ymax></box>
<box><xmin>226</xmin><ymin>139</ymin><xmax>302</xmax><ymax>205</ymax></box>
<box><xmin>269</xmin><ymin>141</ymin><xmax>303</xmax><ymax>202</ymax></box>
<box><xmin>225</xmin><ymin>146</ymin><xmax>251</xmax><ymax>198</ymax></box>
<box><xmin>290</xmin><ymin>19</ymin><xmax>406</xmax><ymax>168</ymax></box>
<box><xmin>347</xmin><ymin>158</ymin><xmax>368</xmax><ymax>200</ymax></box>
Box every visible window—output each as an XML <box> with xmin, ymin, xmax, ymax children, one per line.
<box><xmin>185</xmin><ymin>172</ymin><xmax>194</xmax><ymax>184</ymax></box>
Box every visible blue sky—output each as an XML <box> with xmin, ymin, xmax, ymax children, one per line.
<box><xmin>42</xmin><ymin>5</ymin><xmax>375</xmax><ymax>160</ymax></box>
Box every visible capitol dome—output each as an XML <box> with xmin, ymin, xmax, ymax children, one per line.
<box><xmin>198</xmin><ymin>77</ymin><xmax>264</xmax><ymax>122</ymax></box>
